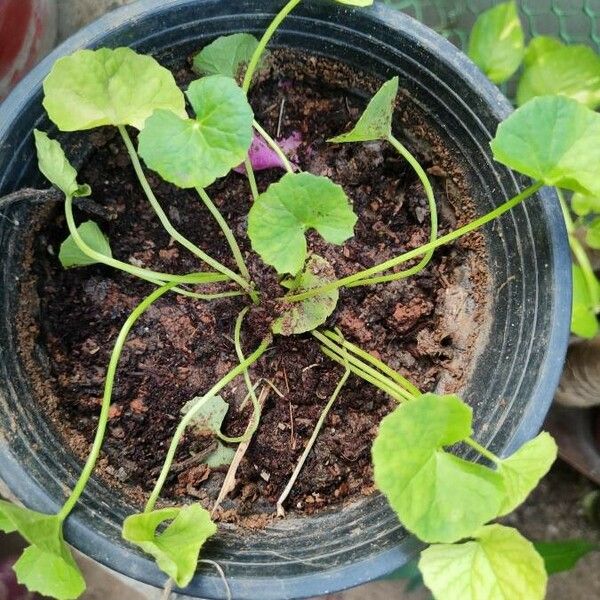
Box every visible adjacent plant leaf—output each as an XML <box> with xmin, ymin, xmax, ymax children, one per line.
<box><xmin>138</xmin><ymin>75</ymin><xmax>253</xmax><ymax>189</ymax></box>
<box><xmin>517</xmin><ymin>41</ymin><xmax>600</xmax><ymax>109</ymax></box>
<box><xmin>193</xmin><ymin>33</ymin><xmax>260</xmax><ymax>79</ymax></box>
<box><xmin>572</xmin><ymin>192</ymin><xmax>600</xmax><ymax>217</ymax></box>
<box><xmin>122</xmin><ymin>505</ymin><xmax>217</xmax><ymax>588</ymax></box>
<box><xmin>329</xmin><ymin>77</ymin><xmax>398</xmax><ymax>143</ymax></box>
<box><xmin>419</xmin><ymin>524</ymin><xmax>547</xmax><ymax>600</ymax></box>
<box><xmin>468</xmin><ymin>1</ymin><xmax>524</xmax><ymax>84</ymax></box>
<box><xmin>43</xmin><ymin>47</ymin><xmax>186</xmax><ymax>131</ymax></box>
<box><xmin>586</xmin><ymin>217</ymin><xmax>600</xmax><ymax>249</ymax></box>
<box><xmin>571</xmin><ymin>264</ymin><xmax>599</xmax><ymax>339</ymax></box>
<box><xmin>491</xmin><ymin>95</ymin><xmax>600</xmax><ymax>197</ymax></box>
<box><xmin>372</xmin><ymin>394</ymin><xmax>505</xmax><ymax>544</ymax></box>
<box><xmin>523</xmin><ymin>36</ymin><xmax>563</xmax><ymax>68</ymax></box>
<box><xmin>273</xmin><ymin>255</ymin><xmax>339</xmax><ymax>335</ymax></box>
<box><xmin>205</xmin><ymin>443</ymin><xmax>235</xmax><ymax>468</ymax></box>
<box><xmin>34</xmin><ymin>130</ymin><xmax>91</xmax><ymax>197</ymax></box>
<box><xmin>59</xmin><ymin>221</ymin><xmax>113</xmax><ymax>268</ymax></box>
<box><xmin>534</xmin><ymin>539</ymin><xmax>599</xmax><ymax>575</ymax></box>
<box><xmin>0</xmin><ymin>501</ymin><xmax>86</xmax><ymax>600</ymax></box>
<box><xmin>247</xmin><ymin>172</ymin><xmax>357</xmax><ymax>275</ymax></box>
<box><xmin>497</xmin><ymin>432</ymin><xmax>557</xmax><ymax>516</ymax></box>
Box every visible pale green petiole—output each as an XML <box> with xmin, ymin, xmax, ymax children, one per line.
<box><xmin>285</xmin><ymin>181</ymin><xmax>544</xmax><ymax>302</ymax></box>
<box><xmin>216</xmin><ymin>306</ymin><xmax>262</xmax><ymax>443</ymax></box>
<box><xmin>348</xmin><ymin>134</ymin><xmax>439</xmax><ymax>287</ymax></box>
<box><xmin>144</xmin><ymin>336</ymin><xmax>271</xmax><ymax>513</ymax></box>
<box><xmin>118</xmin><ymin>126</ymin><xmax>258</xmax><ymax>302</ymax></box>
<box><xmin>57</xmin><ymin>282</ymin><xmax>178</xmax><ymax>521</ymax></box>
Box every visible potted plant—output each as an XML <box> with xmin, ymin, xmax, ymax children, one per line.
<box><xmin>0</xmin><ymin>1</ymin><xmax>578</xmax><ymax>599</ymax></box>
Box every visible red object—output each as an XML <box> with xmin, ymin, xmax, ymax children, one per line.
<box><xmin>0</xmin><ymin>0</ymin><xmax>57</xmax><ymax>99</ymax></box>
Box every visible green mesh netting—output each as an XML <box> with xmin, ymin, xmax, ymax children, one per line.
<box><xmin>382</xmin><ymin>0</ymin><xmax>600</xmax><ymax>52</ymax></box>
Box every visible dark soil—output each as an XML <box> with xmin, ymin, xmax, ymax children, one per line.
<box><xmin>18</xmin><ymin>50</ymin><xmax>489</xmax><ymax>524</ymax></box>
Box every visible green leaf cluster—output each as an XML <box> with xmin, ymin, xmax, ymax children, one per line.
<box><xmin>468</xmin><ymin>1</ymin><xmax>524</xmax><ymax>84</ymax></box>
<box><xmin>122</xmin><ymin>504</ymin><xmax>217</xmax><ymax>587</ymax></box>
<box><xmin>0</xmin><ymin>501</ymin><xmax>85</xmax><ymax>600</ymax></box>
<box><xmin>247</xmin><ymin>172</ymin><xmax>357</xmax><ymax>275</ymax></box>
<box><xmin>372</xmin><ymin>394</ymin><xmax>556</xmax><ymax>543</ymax></box>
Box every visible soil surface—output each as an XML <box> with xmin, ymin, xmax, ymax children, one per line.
<box><xmin>18</xmin><ymin>50</ymin><xmax>489</xmax><ymax>523</ymax></box>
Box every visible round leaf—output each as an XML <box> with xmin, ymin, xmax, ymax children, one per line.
<box><xmin>468</xmin><ymin>1</ymin><xmax>525</xmax><ymax>84</ymax></box>
<box><xmin>497</xmin><ymin>432</ymin><xmax>557</xmax><ymax>516</ymax></box>
<box><xmin>43</xmin><ymin>47</ymin><xmax>186</xmax><ymax>131</ymax></box>
<box><xmin>517</xmin><ymin>42</ymin><xmax>600</xmax><ymax>109</ymax></box>
<box><xmin>572</xmin><ymin>192</ymin><xmax>600</xmax><ymax>217</ymax></box>
<box><xmin>273</xmin><ymin>255</ymin><xmax>339</xmax><ymax>335</ymax></box>
<box><xmin>193</xmin><ymin>33</ymin><xmax>260</xmax><ymax>78</ymax></box>
<box><xmin>419</xmin><ymin>524</ymin><xmax>547</xmax><ymax>600</ymax></box>
<box><xmin>247</xmin><ymin>172</ymin><xmax>357</xmax><ymax>275</ymax></box>
<box><xmin>34</xmin><ymin>130</ymin><xmax>91</xmax><ymax>197</ymax></box>
<box><xmin>123</xmin><ymin>505</ymin><xmax>217</xmax><ymax>588</ymax></box>
<box><xmin>329</xmin><ymin>77</ymin><xmax>398</xmax><ymax>143</ymax></box>
<box><xmin>138</xmin><ymin>75</ymin><xmax>253</xmax><ymax>189</ymax></box>
<box><xmin>523</xmin><ymin>36</ymin><xmax>563</xmax><ymax>68</ymax></box>
<box><xmin>59</xmin><ymin>221</ymin><xmax>113</xmax><ymax>268</ymax></box>
<box><xmin>372</xmin><ymin>394</ymin><xmax>505</xmax><ymax>544</ymax></box>
<box><xmin>586</xmin><ymin>218</ymin><xmax>600</xmax><ymax>249</ymax></box>
<box><xmin>491</xmin><ymin>95</ymin><xmax>600</xmax><ymax>197</ymax></box>
<box><xmin>571</xmin><ymin>264</ymin><xmax>599</xmax><ymax>339</ymax></box>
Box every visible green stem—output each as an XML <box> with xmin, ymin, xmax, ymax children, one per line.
<box><xmin>216</xmin><ymin>307</ymin><xmax>262</xmax><ymax>443</ymax></box>
<box><xmin>253</xmin><ymin>119</ymin><xmax>295</xmax><ymax>174</ymax></box>
<box><xmin>313</xmin><ymin>331</ymin><xmax>415</xmax><ymax>402</ymax></box>
<box><xmin>276</xmin><ymin>360</ymin><xmax>351</xmax><ymax>515</ymax></box>
<box><xmin>245</xmin><ymin>157</ymin><xmax>260</xmax><ymax>202</ymax></box>
<box><xmin>285</xmin><ymin>181</ymin><xmax>544</xmax><ymax>302</ymax></box>
<box><xmin>558</xmin><ymin>189</ymin><xmax>600</xmax><ymax>309</ymax></box>
<box><xmin>320</xmin><ymin>346</ymin><xmax>407</xmax><ymax>403</ymax></box>
<box><xmin>58</xmin><ymin>282</ymin><xmax>177</xmax><ymax>521</ymax></box>
<box><xmin>144</xmin><ymin>337</ymin><xmax>271</xmax><ymax>512</ymax></box>
<box><xmin>242</xmin><ymin>0</ymin><xmax>302</xmax><ymax>93</ymax></box>
<box><xmin>464</xmin><ymin>437</ymin><xmax>501</xmax><ymax>465</ymax></box>
<box><xmin>118</xmin><ymin>126</ymin><xmax>256</xmax><ymax>299</ymax></box>
<box><xmin>65</xmin><ymin>195</ymin><xmax>226</xmax><ymax>287</ymax></box>
<box><xmin>196</xmin><ymin>187</ymin><xmax>252</xmax><ymax>282</ymax></box>
<box><xmin>349</xmin><ymin>134</ymin><xmax>438</xmax><ymax>287</ymax></box>
<box><xmin>322</xmin><ymin>330</ymin><xmax>421</xmax><ymax>397</ymax></box>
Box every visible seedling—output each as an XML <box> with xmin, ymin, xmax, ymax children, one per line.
<box><xmin>2</xmin><ymin>1</ymin><xmax>598</xmax><ymax>599</ymax></box>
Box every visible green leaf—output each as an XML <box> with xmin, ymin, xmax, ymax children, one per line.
<box><xmin>419</xmin><ymin>524</ymin><xmax>547</xmax><ymax>600</ymax></box>
<box><xmin>534</xmin><ymin>539</ymin><xmax>599</xmax><ymax>575</ymax></box>
<box><xmin>497</xmin><ymin>432</ymin><xmax>557</xmax><ymax>516</ymax></box>
<box><xmin>517</xmin><ymin>41</ymin><xmax>600</xmax><ymax>109</ymax></box>
<box><xmin>586</xmin><ymin>217</ymin><xmax>600</xmax><ymax>249</ymax></box>
<box><xmin>138</xmin><ymin>75</ymin><xmax>253</xmax><ymax>189</ymax></box>
<box><xmin>523</xmin><ymin>36</ymin><xmax>563</xmax><ymax>67</ymax></box>
<box><xmin>372</xmin><ymin>394</ymin><xmax>505</xmax><ymax>544</ymax></box>
<box><xmin>491</xmin><ymin>95</ymin><xmax>600</xmax><ymax>197</ymax></box>
<box><xmin>335</xmin><ymin>0</ymin><xmax>373</xmax><ymax>6</ymax></box>
<box><xmin>193</xmin><ymin>34</ymin><xmax>260</xmax><ymax>79</ymax></box>
<box><xmin>572</xmin><ymin>192</ymin><xmax>600</xmax><ymax>217</ymax></box>
<box><xmin>571</xmin><ymin>264</ymin><xmax>599</xmax><ymax>338</ymax></box>
<box><xmin>329</xmin><ymin>77</ymin><xmax>398</xmax><ymax>143</ymax></box>
<box><xmin>273</xmin><ymin>255</ymin><xmax>339</xmax><ymax>335</ymax></box>
<box><xmin>468</xmin><ymin>1</ymin><xmax>524</xmax><ymax>84</ymax></box>
<box><xmin>247</xmin><ymin>172</ymin><xmax>357</xmax><ymax>275</ymax></box>
<box><xmin>122</xmin><ymin>505</ymin><xmax>217</xmax><ymax>588</ymax></box>
<box><xmin>205</xmin><ymin>443</ymin><xmax>236</xmax><ymax>468</ymax></box>
<box><xmin>0</xmin><ymin>501</ymin><xmax>86</xmax><ymax>600</ymax></box>
<box><xmin>34</xmin><ymin>130</ymin><xmax>91</xmax><ymax>197</ymax></box>
<box><xmin>59</xmin><ymin>221</ymin><xmax>113</xmax><ymax>268</ymax></box>
<box><xmin>43</xmin><ymin>47</ymin><xmax>186</xmax><ymax>131</ymax></box>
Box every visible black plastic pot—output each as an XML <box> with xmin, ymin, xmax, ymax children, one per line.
<box><xmin>0</xmin><ymin>1</ymin><xmax>571</xmax><ymax>598</ymax></box>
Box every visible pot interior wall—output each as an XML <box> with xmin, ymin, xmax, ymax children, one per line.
<box><xmin>0</xmin><ymin>1</ymin><xmax>570</xmax><ymax>598</ymax></box>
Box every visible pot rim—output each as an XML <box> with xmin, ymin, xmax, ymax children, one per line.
<box><xmin>0</xmin><ymin>1</ymin><xmax>571</xmax><ymax>598</ymax></box>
